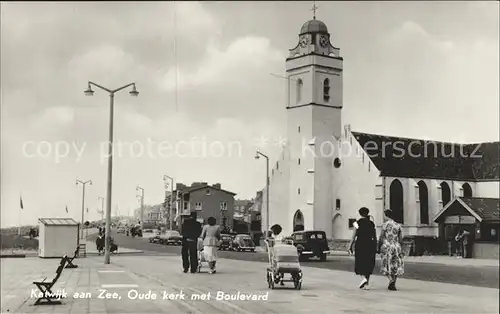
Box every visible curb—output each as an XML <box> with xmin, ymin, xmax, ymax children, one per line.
<box><xmin>86</xmin><ymin>251</ymin><xmax>144</xmax><ymax>256</ymax></box>
<box><xmin>0</xmin><ymin>254</ymin><xmax>26</xmax><ymax>258</ymax></box>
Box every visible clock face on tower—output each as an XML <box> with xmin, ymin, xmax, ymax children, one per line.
<box><xmin>299</xmin><ymin>35</ymin><xmax>308</xmax><ymax>48</ymax></box>
<box><xmin>319</xmin><ymin>35</ymin><xmax>328</xmax><ymax>48</ymax></box>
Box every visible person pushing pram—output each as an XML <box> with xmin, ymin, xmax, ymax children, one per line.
<box><xmin>265</xmin><ymin>224</ymin><xmax>302</xmax><ymax>289</ymax></box>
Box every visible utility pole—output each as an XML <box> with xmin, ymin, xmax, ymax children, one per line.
<box><xmin>136</xmin><ymin>186</ymin><xmax>144</xmax><ymax>230</ymax></box>
<box><xmin>163</xmin><ymin>175</ymin><xmax>174</xmax><ymax>230</ymax></box>
<box><xmin>97</xmin><ymin>196</ymin><xmax>104</xmax><ymax>222</ymax></box>
<box><xmin>76</xmin><ymin>179</ymin><xmax>92</xmax><ymax>239</ymax></box>
<box><xmin>255</xmin><ymin>151</ymin><xmax>269</xmax><ymax>240</ymax></box>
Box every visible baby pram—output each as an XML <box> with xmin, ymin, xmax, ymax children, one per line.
<box><xmin>196</xmin><ymin>238</ymin><xmax>205</xmax><ymax>273</ymax></box>
<box><xmin>266</xmin><ymin>240</ymin><xmax>302</xmax><ymax>289</ymax></box>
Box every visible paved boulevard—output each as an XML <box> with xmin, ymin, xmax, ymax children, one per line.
<box><xmin>2</xmin><ymin>253</ymin><xmax>498</xmax><ymax>314</ymax></box>
<box><xmin>91</xmin><ymin>232</ymin><xmax>499</xmax><ymax>289</ymax></box>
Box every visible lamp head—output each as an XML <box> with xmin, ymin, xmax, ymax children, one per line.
<box><xmin>84</xmin><ymin>83</ymin><xmax>94</xmax><ymax>96</ymax></box>
<box><xmin>129</xmin><ymin>84</ymin><xmax>139</xmax><ymax>97</ymax></box>
<box><xmin>254</xmin><ymin>152</ymin><xmax>260</xmax><ymax>160</ymax></box>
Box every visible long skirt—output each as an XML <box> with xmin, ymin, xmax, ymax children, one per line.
<box><xmin>380</xmin><ymin>243</ymin><xmax>404</xmax><ymax>276</ymax></box>
<box><xmin>203</xmin><ymin>245</ymin><xmax>218</xmax><ymax>262</ymax></box>
<box><xmin>354</xmin><ymin>240</ymin><xmax>376</xmax><ymax>276</ymax></box>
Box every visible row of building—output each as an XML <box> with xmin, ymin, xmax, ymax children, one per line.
<box><xmin>133</xmin><ymin>182</ymin><xmax>263</xmax><ymax>238</ymax></box>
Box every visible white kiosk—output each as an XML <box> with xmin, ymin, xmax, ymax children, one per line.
<box><xmin>38</xmin><ymin>218</ymin><xmax>79</xmax><ymax>258</ymax></box>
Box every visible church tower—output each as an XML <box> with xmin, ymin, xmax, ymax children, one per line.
<box><xmin>286</xmin><ymin>14</ymin><xmax>343</xmax><ymax>237</ymax></box>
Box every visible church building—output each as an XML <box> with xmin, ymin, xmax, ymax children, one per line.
<box><xmin>263</xmin><ymin>16</ymin><xmax>500</xmax><ymax>257</ymax></box>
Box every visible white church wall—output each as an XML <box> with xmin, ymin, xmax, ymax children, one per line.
<box><xmin>383</xmin><ymin>177</ymin><xmax>486</xmax><ymax>237</ymax></box>
<box><xmin>287</xmin><ymin>105</ymin><xmax>315</xmax><ymax>235</ymax></box>
<box><xmin>288</xmin><ymin>67</ymin><xmax>314</xmax><ymax>106</ymax></box>
<box><xmin>331</xmin><ymin>131</ymin><xmax>382</xmax><ymax>240</ymax></box>
<box><xmin>475</xmin><ymin>181</ymin><xmax>499</xmax><ymax>198</ymax></box>
<box><xmin>311</xmin><ymin>105</ymin><xmax>342</xmax><ymax>237</ymax></box>
<box><xmin>313</xmin><ymin>68</ymin><xmax>343</xmax><ymax>107</ymax></box>
<box><xmin>266</xmin><ymin>146</ymin><xmax>290</xmax><ymax>234</ymax></box>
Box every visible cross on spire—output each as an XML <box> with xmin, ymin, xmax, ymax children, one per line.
<box><xmin>311</xmin><ymin>1</ymin><xmax>319</xmax><ymax>20</ymax></box>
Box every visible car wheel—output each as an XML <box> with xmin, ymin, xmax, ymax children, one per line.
<box><xmin>320</xmin><ymin>253</ymin><xmax>327</xmax><ymax>262</ymax></box>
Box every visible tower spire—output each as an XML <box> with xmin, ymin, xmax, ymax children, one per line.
<box><xmin>311</xmin><ymin>1</ymin><xmax>318</xmax><ymax>20</ymax></box>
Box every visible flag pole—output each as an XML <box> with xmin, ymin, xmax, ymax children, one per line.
<box><xmin>19</xmin><ymin>195</ymin><xmax>23</xmax><ymax>236</ymax></box>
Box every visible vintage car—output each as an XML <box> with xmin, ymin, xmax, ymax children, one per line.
<box><xmin>219</xmin><ymin>234</ymin><xmax>233</xmax><ymax>250</ymax></box>
<box><xmin>231</xmin><ymin>234</ymin><xmax>256</xmax><ymax>252</ymax></box>
<box><xmin>149</xmin><ymin>234</ymin><xmax>162</xmax><ymax>244</ymax></box>
<box><xmin>290</xmin><ymin>230</ymin><xmax>330</xmax><ymax>261</ymax></box>
<box><xmin>160</xmin><ymin>230</ymin><xmax>182</xmax><ymax>245</ymax></box>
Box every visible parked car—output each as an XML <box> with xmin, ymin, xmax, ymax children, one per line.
<box><xmin>231</xmin><ymin>234</ymin><xmax>256</xmax><ymax>252</ymax></box>
<box><xmin>290</xmin><ymin>230</ymin><xmax>330</xmax><ymax>261</ymax></box>
<box><xmin>160</xmin><ymin>231</ymin><xmax>182</xmax><ymax>245</ymax></box>
<box><xmin>219</xmin><ymin>234</ymin><xmax>233</xmax><ymax>250</ymax></box>
<box><xmin>149</xmin><ymin>234</ymin><xmax>162</xmax><ymax>244</ymax></box>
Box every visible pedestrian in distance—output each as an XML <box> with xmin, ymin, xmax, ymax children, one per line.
<box><xmin>348</xmin><ymin>207</ymin><xmax>377</xmax><ymax>290</ymax></box>
<box><xmin>378</xmin><ymin>209</ymin><xmax>405</xmax><ymax>291</ymax></box>
<box><xmin>201</xmin><ymin>217</ymin><xmax>221</xmax><ymax>274</ymax></box>
<box><xmin>181</xmin><ymin>212</ymin><xmax>202</xmax><ymax>273</ymax></box>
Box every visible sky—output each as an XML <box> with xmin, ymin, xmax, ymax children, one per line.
<box><xmin>1</xmin><ymin>1</ymin><xmax>498</xmax><ymax>227</ymax></box>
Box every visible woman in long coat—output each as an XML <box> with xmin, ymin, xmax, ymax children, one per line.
<box><xmin>378</xmin><ymin>209</ymin><xmax>405</xmax><ymax>290</ymax></box>
<box><xmin>348</xmin><ymin>207</ymin><xmax>377</xmax><ymax>289</ymax></box>
<box><xmin>201</xmin><ymin>217</ymin><xmax>221</xmax><ymax>274</ymax></box>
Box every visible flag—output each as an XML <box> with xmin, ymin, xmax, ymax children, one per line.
<box><xmin>20</xmin><ymin>196</ymin><xmax>23</xmax><ymax>210</ymax></box>
<box><xmin>66</xmin><ymin>205</ymin><xmax>68</xmax><ymax>213</ymax></box>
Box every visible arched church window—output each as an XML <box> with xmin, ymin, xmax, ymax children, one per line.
<box><xmin>418</xmin><ymin>181</ymin><xmax>429</xmax><ymax>224</ymax></box>
<box><xmin>323</xmin><ymin>78</ymin><xmax>330</xmax><ymax>102</ymax></box>
<box><xmin>440</xmin><ymin>182</ymin><xmax>451</xmax><ymax>206</ymax></box>
<box><xmin>389</xmin><ymin>179</ymin><xmax>404</xmax><ymax>224</ymax></box>
<box><xmin>462</xmin><ymin>183</ymin><xmax>473</xmax><ymax>198</ymax></box>
<box><xmin>296</xmin><ymin>79</ymin><xmax>303</xmax><ymax>104</ymax></box>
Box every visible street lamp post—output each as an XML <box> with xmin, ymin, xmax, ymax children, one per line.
<box><xmin>76</xmin><ymin>180</ymin><xmax>92</xmax><ymax>239</ymax></box>
<box><xmin>163</xmin><ymin>175</ymin><xmax>174</xmax><ymax>230</ymax></box>
<box><xmin>136</xmin><ymin>186</ymin><xmax>144</xmax><ymax>231</ymax></box>
<box><xmin>97</xmin><ymin>197</ymin><xmax>104</xmax><ymax>222</ymax></box>
<box><xmin>254</xmin><ymin>151</ymin><xmax>270</xmax><ymax>240</ymax></box>
<box><xmin>84</xmin><ymin>81</ymin><xmax>139</xmax><ymax>264</ymax></box>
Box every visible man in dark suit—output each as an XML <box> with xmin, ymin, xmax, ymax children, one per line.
<box><xmin>181</xmin><ymin>212</ymin><xmax>202</xmax><ymax>273</ymax></box>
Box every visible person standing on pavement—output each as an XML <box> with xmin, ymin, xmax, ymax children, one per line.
<box><xmin>348</xmin><ymin>207</ymin><xmax>377</xmax><ymax>290</ymax></box>
<box><xmin>454</xmin><ymin>229</ymin><xmax>463</xmax><ymax>258</ymax></box>
<box><xmin>201</xmin><ymin>217</ymin><xmax>221</xmax><ymax>274</ymax></box>
<box><xmin>378</xmin><ymin>209</ymin><xmax>404</xmax><ymax>291</ymax></box>
<box><xmin>181</xmin><ymin>212</ymin><xmax>202</xmax><ymax>273</ymax></box>
<box><xmin>460</xmin><ymin>228</ymin><xmax>470</xmax><ymax>258</ymax></box>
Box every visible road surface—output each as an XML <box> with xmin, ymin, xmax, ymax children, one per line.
<box><xmin>92</xmin><ymin>232</ymin><xmax>499</xmax><ymax>289</ymax></box>
<box><xmin>3</xmin><ymin>254</ymin><xmax>498</xmax><ymax>314</ymax></box>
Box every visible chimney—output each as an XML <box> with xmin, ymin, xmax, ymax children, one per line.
<box><xmin>213</xmin><ymin>183</ymin><xmax>221</xmax><ymax>189</ymax></box>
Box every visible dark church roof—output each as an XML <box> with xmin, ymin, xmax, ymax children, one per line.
<box><xmin>460</xmin><ymin>197</ymin><xmax>500</xmax><ymax>222</ymax></box>
<box><xmin>352</xmin><ymin>131</ymin><xmax>500</xmax><ymax>181</ymax></box>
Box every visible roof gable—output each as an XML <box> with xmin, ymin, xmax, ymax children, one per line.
<box><xmin>352</xmin><ymin>131</ymin><xmax>499</xmax><ymax>181</ymax></box>
<box><xmin>186</xmin><ymin>184</ymin><xmax>236</xmax><ymax>196</ymax></box>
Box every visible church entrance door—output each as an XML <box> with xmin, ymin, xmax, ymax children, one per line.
<box><xmin>293</xmin><ymin>210</ymin><xmax>304</xmax><ymax>232</ymax></box>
